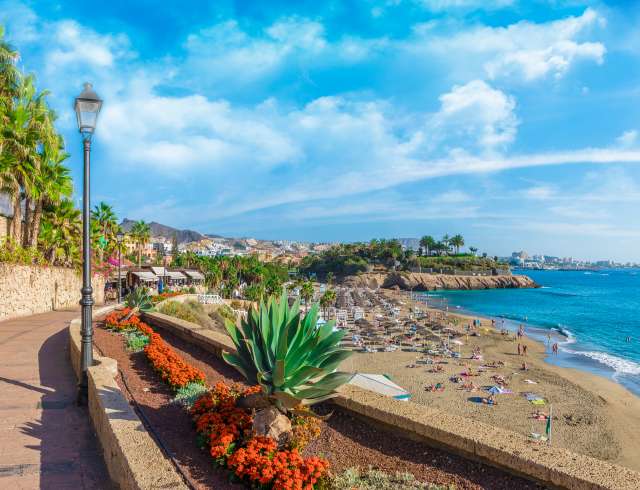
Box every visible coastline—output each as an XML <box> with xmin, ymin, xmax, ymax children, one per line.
<box><xmin>340</xmin><ymin>288</ymin><xmax>640</xmax><ymax>471</ymax></box>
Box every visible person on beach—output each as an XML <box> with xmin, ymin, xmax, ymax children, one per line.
<box><xmin>552</xmin><ymin>343</ymin><xmax>558</xmax><ymax>355</ymax></box>
<box><xmin>522</xmin><ymin>344</ymin><xmax>528</xmax><ymax>356</ymax></box>
<box><xmin>517</xmin><ymin>343</ymin><xmax>522</xmax><ymax>356</ymax></box>
<box><xmin>547</xmin><ymin>333</ymin><xmax>552</xmax><ymax>345</ymax></box>
<box><xmin>521</xmin><ymin>362</ymin><xmax>528</xmax><ymax>371</ymax></box>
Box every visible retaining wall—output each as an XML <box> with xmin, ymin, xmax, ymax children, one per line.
<box><xmin>141</xmin><ymin>311</ymin><xmax>640</xmax><ymax>490</ymax></box>
<box><xmin>0</xmin><ymin>263</ymin><xmax>105</xmax><ymax>322</ymax></box>
<box><xmin>69</xmin><ymin>306</ymin><xmax>188</xmax><ymax>490</ymax></box>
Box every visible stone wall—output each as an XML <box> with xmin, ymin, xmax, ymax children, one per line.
<box><xmin>0</xmin><ymin>263</ymin><xmax>105</xmax><ymax>322</ymax></box>
<box><xmin>0</xmin><ymin>215</ymin><xmax>9</xmax><ymax>242</ymax></box>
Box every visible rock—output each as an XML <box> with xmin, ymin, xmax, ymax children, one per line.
<box><xmin>342</xmin><ymin>271</ymin><xmax>538</xmax><ymax>291</ymax></box>
<box><xmin>253</xmin><ymin>407</ymin><xmax>292</xmax><ymax>447</ymax></box>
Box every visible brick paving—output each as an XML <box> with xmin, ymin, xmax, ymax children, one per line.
<box><xmin>0</xmin><ymin>310</ymin><xmax>114</xmax><ymax>489</ymax></box>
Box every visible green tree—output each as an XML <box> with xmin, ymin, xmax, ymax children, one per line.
<box><xmin>419</xmin><ymin>235</ymin><xmax>436</xmax><ymax>256</ymax></box>
<box><xmin>320</xmin><ymin>288</ymin><xmax>336</xmax><ymax>317</ymax></box>
<box><xmin>450</xmin><ymin>234</ymin><xmax>465</xmax><ymax>254</ymax></box>
<box><xmin>300</xmin><ymin>280</ymin><xmax>314</xmax><ymax>305</ymax></box>
<box><xmin>91</xmin><ymin>202</ymin><xmax>118</xmax><ymax>263</ymax></box>
<box><xmin>130</xmin><ymin>220</ymin><xmax>151</xmax><ymax>266</ymax></box>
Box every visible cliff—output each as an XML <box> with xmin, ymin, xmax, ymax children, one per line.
<box><xmin>342</xmin><ymin>271</ymin><xmax>538</xmax><ymax>291</ymax></box>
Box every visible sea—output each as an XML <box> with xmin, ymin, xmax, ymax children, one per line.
<box><xmin>420</xmin><ymin>269</ymin><xmax>640</xmax><ymax>397</ymax></box>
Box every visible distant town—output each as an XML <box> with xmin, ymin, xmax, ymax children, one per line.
<box><xmin>121</xmin><ymin>220</ymin><xmax>639</xmax><ymax>271</ymax></box>
<box><xmin>506</xmin><ymin>251</ymin><xmax>640</xmax><ymax>270</ymax></box>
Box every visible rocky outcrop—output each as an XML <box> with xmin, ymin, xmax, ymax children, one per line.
<box><xmin>343</xmin><ymin>271</ymin><xmax>537</xmax><ymax>291</ymax></box>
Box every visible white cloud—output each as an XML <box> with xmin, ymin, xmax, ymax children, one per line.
<box><xmin>616</xmin><ymin>130</ymin><xmax>638</xmax><ymax>148</ymax></box>
<box><xmin>430</xmin><ymin>80</ymin><xmax>518</xmax><ymax>152</ymax></box>
<box><xmin>525</xmin><ymin>186</ymin><xmax>554</xmax><ymax>200</ymax></box>
<box><xmin>418</xmin><ymin>0</ymin><xmax>515</xmax><ymax>11</ymax></box>
<box><xmin>421</xmin><ymin>8</ymin><xmax>606</xmax><ymax>81</ymax></box>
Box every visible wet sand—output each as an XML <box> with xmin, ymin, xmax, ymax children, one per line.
<box><xmin>339</xmin><ymin>291</ymin><xmax>640</xmax><ymax>471</ymax></box>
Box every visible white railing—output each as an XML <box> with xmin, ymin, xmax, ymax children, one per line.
<box><xmin>198</xmin><ymin>294</ymin><xmax>223</xmax><ymax>305</ymax></box>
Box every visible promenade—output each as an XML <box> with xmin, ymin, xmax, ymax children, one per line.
<box><xmin>0</xmin><ymin>310</ymin><xmax>112</xmax><ymax>489</ymax></box>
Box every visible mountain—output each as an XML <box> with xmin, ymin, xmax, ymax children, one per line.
<box><xmin>120</xmin><ymin>219</ymin><xmax>204</xmax><ymax>244</ymax></box>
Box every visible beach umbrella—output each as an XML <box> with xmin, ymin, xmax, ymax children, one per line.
<box><xmin>487</xmin><ymin>386</ymin><xmax>504</xmax><ymax>395</ymax></box>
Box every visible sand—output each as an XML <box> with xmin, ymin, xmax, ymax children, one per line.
<box><xmin>339</xmin><ymin>290</ymin><xmax>640</xmax><ymax>472</ymax></box>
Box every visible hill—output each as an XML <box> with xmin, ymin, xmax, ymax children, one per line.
<box><xmin>120</xmin><ymin>219</ymin><xmax>204</xmax><ymax>244</ymax></box>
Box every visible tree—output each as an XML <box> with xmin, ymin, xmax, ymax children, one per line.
<box><xmin>130</xmin><ymin>220</ymin><xmax>151</xmax><ymax>267</ymax></box>
<box><xmin>91</xmin><ymin>202</ymin><xmax>117</xmax><ymax>263</ymax></box>
<box><xmin>38</xmin><ymin>199</ymin><xmax>81</xmax><ymax>265</ymax></box>
<box><xmin>469</xmin><ymin>246</ymin><xmax>478</xmax><ymax>256</ymax></box>
<box><xmin>325</xmin><ymin>271</ymin><xmax>334</xmax><ymax>286</ymax></box>
<box><xmin>419</xmin><ymin>235</ymin><xmax>436</xmax><ymax>256</ymax></box>
<box><xmin>320</xmin><ymin>288</ymin><xmax>336</xmax><ymax>317</ymax></box>
<box><xmin>301</xmin><ymin>280</ymin><xmax>314</xmax><ymax>305</ymax></box>
<box><xmin>450</xmin><ymin>234</ymin><xmax>465</xmax><ymax>254</ymax></box>
<box><xmin>171</xmin><ymin>232</ymin><xmax>178</xmax><ymax>261</ymax></box>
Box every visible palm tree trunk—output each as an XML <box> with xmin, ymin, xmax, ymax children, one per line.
<box><xmin>10</xmin><ymin>193</ymin><xmax>22</xmax><ymax>243</ymax></box>
<box><xmin>29</xmin><ymin>199</ymin><xmax>43</xmax><ymax>248</ymax></box>
<box><xmin>22</xmin><ymin>197</ymin><xmax>31</xmax><ymax>246</ymax></box>
<box><xmin>138</xmin><ymin>246</ymin><xmax>142</xmax><ymax>267</ymax></box>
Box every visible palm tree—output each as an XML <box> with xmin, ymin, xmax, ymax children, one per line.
<box><xmin>301</xmin><ymin>280</ymin><xmax>314</xmax><ymax>305</ymax></box>
<box><xmin>419</xmin><ymin>235</ymin><xmax>436</xmax><ymax>256</ymax></box>
<box><xmin>91</xmin><ymin>202</ymin><xmax>117</xmax><ymax>263</ymax></box>
<box><xmin>450</xmin><ymin>234</ymin><xmax>465</xmax><ymax>254</ymax></box>
<box><xmin>320</xmin><ymin>288</ymin><xmax>336</xmax><ymax>318</ymax></box>
<box><xmin>130</xmin><ymin>220</ymin><xmax>151</xmax><ymax>266</ymax></box>
<box><xmin>27</xmin><ymin>145</ymin><xmax>72</xmax><ymax>248</ymax></box>
<box><xmin>469</xmin><ymin>246</ymin><xmax>478</xmax><ymax>256</ymax></box>
<box><xmin>39</xmin><ymin>199</ymin><xmax>81</xmax><ymax>265</ymax></box>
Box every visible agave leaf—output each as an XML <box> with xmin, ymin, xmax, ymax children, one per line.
<box><xmin>300</xmin><ymin>393</ymin><xmax>339</xmax><ymax>406</ymax></box>
<box><xmin>222</xmin><ymin>351</ymin><xmax>257</xmax><ymax>382</ymax></box>
<box><xmin>295</xmin><ymin>372</ymin><xmax>354</xmax><ymax>399</ymax></box>
<box><xmin>284</xmin><ymin>366</ymin><xmax>325</xmax><ymax>389</ymax></box>
<box><xmin>273</xmin><ymin>359</ymin><xmax>285</xmax><ymax>388</ymax></box>
<box><xmin>316</xmin><ymin>350</ymin><xmax>353</xmax><ymax>373</ymax></box>
<box><xmin>271</xmin><ymin>390</ymin><xmax>300</xmax><ymax>409</ymax></box>
<box><xmin>245</xmin><ymin>339</ymin><xmax>268</xmax><ymax>375</ymax></box>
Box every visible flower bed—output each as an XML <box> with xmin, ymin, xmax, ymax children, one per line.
<box><xmin>191</xmin><ymin>383</ymin><xmax>329</xmax><ymax>490</ymax></box>
<box><xmin>103</xmin><ymin>310</ymin><xmax>330</xmax><ymax>489</ymax></box>
<box><xmin>151</xmin><ymin>291</ymin><xmax>183</xmax><ymax>304</ymax></box>
<box><xmin>105</xmin><ymin>308</ymin><xmax>205</xmax><ymax>389</ymax></box>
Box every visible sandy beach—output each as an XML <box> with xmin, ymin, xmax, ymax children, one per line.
<box><xmin>339</xmin><ymin>289</ymin><xmax>640</xmax><ymax>472</ymax></box>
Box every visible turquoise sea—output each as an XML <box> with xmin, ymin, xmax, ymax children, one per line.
<box><xmin>422</xmin><ymin>269</ymin><xmax>640</xmax><ymax>396</ymax></box>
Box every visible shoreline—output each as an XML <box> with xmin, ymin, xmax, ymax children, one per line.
<box><xmin>340</xmin><ymin>288</ymin><xmax>640</xmax><ymax>471</ymax></box>
<box><xmin>425</xmin><ymin>290</ymin><xmax>640</xmax><ymax>398</ymax></box>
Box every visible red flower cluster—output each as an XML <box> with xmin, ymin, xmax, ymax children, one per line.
<box><xmin>151</xmin><ymin>291</ymin><xmax>182</xmax><ymax>303</ymax></box>
<box><xmin>144</xmin><ymin>333</ymin><xmax>205</xmax><ymax>389</ymax></box>
<box><xmin>103</xmin><ymin>309</ymin><xmax>204</xmax><ymax>389</ymax></box>
<box><xmin>191</xmin><ymin>383</ymin><xmax>329</xmax><ymax>490</ymax></box>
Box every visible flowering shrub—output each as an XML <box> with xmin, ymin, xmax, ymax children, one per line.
<box><xmin>103</xmin><ymin>308</ymin><xmax>204</xmax><ymax>389</ymax></box>
<box><xmin>191</xmin><ymin>383</ymin><xmax>329</xmax><ymax>490</ymax></box>
<box><xmin>151</xmin><ymin>291</ymin><xmax>182</xmax><ymax>303</ymax></box>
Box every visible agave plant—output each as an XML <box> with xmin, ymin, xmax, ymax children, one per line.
<box><xmin>222</xmin><ymin>292</ymin><xmax>353</xmax><ymax>412</ymax></box>
<box><xmin>123</xmin><ymin>287</ymin><xmax>153</xmax><ymax>320</ymax></box>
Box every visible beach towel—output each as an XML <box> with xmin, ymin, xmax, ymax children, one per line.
<box><xmin>531</xmin><ymin>399</ymin><xmax>546</xmax><ymax>406</ymax></box>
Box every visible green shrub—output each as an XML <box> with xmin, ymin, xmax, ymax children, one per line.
<box><xmin>173</xmin><ymin>382</ymin><xmax>209</xmax><ymax>407</ymax></box>
<box><xmin>329</xmin><ymin>467</ymin><xmax>455</xmax><ymax>490</ymax></box>
<box><xmin>158</xmin><ymin>300</ymin><xmax>222</xmax><ymax>332</ymax></box>
<box><xmin>216</xmin><ymin>304</ymin><xmax>237</xmax><ymax>323</ymax></box>
<box><xmin>124</xmin><ymin>331</ymin><xmax>150</xmax><ymax>352</ymax></box>
<box><xmin>0</xmin><ymin>240</ymin><xmax>48</xmax><ymax>266</ymax></box>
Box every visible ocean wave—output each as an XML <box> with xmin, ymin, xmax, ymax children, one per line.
<box><xmin>553</xmin><ymin>326</ymin><xmax>575</xmax><ymax>343</ymax></box>
<box><xmin>561</xmin><ymin>348</ymin><xmax>640</xmax><ymax>375</ymax></box>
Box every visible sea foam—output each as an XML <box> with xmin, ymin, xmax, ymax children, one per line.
<box><xmin>561</xmin><ymin>348</ymin><xmax>640</xmax><ymax>376</ymax></box>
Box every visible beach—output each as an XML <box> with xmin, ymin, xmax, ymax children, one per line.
<box><xmin>339</xmin><ymin>289</ymin><xmax>640</xmax><ymax>472</ymax></box>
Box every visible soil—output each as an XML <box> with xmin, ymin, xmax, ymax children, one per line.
<box><xmin>93</xmin><ymin>321</ymin><xmax>543</xmax><ymax>490</ymax></box>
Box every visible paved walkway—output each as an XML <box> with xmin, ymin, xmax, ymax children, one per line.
<box><xmin>0</xmin><ymin>310</ymin><xmax>113</xmax><ymax>489</ymax></box>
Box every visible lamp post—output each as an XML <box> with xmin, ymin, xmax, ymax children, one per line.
<box><xmin>116</xmin><ymin>231</ymin><xmax>124</xmax><ymax>303</ymax></box>
<box><xmin>75</xmin><ymin>83</ymin><xmax>103</xmax><ymax>406</ymax></box>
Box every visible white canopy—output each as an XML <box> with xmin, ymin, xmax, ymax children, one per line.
<box><xmin>150</xmin><ymin>267</ymin><xmax>168</xmax><ymax>276</ymax></box>
<box><xmin>132</xmin><ymin>271</ymin><xmax>158</xmax><ymax>282</ymax></box>
<box><xmin>348</xmin><ymin>373</ymin><xmax>411</xmax><ymax>401</ymax></box>
<box><xmin>184</xmin><ymin>270</ymin><xmax>205</xmax><ymax>280</ymax></box>
<box><xmin>167</xmin><ymin>271</ymin><xmax>187</xmax><ymax>280</ymax></box>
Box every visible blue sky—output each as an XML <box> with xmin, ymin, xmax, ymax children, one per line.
<box><xmin>2</xmin><ymin>0</ymin><xmax>640</xmax><ymax>261</ymax></box>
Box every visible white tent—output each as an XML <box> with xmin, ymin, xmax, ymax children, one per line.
<box><xmin>348</xmin><ymin>373</ymin><xmax>411</xmax><ymax>401</ymax></box>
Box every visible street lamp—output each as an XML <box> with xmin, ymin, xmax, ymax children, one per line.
<box><xmin>116</xmin><ymin>231</ymin><xmax>124</xmax><ymax>303</ymax></box>
<box><xmin>75</xmin><ymin>83</ymin><xmax>103</xmax><ymax>406</ymax></box>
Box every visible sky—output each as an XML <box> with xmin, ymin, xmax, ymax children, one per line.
<box><xmin>1</xmin><ymin>0</ymin><xmax>640</xmax><ymax>261</ymax></box>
